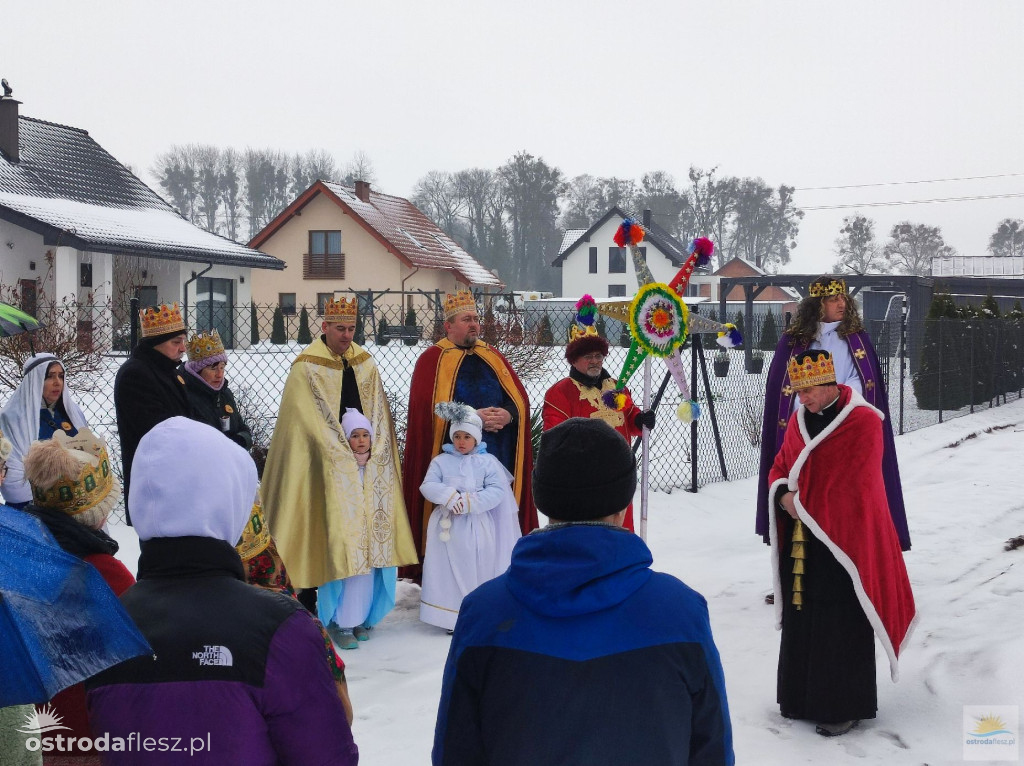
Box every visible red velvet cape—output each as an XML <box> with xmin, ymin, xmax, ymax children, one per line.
<box><xmin>401</xmin><ymin>341</ymin><xmax>538</xmax><ymax>571</ymax></box>
<box><xmin>768</xmin><ymin>385</ymin><xmax>916</xmax><ymax>680</ymax></box>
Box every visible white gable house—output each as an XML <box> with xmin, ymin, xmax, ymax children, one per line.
<box><xmin>552</xmin><ymin>207</ymin><xmax>689</xmax><ymax>299</ymax></box>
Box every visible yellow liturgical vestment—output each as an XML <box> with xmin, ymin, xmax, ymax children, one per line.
<box><xmin>261</xmin><ymin>338</ymin><xmax>417</xmax><ymax>588</ymax></box>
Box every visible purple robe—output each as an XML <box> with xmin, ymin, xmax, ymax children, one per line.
<box><xmin>756</xmin><ymin>331</ymin><xmax>911</xmax><ymax>551</ymax></box>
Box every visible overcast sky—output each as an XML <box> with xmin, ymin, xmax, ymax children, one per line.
<box><xmin>7</xmin><ymin>0</ymin><xmax>1023</xmax><ymax>274</ymax></box>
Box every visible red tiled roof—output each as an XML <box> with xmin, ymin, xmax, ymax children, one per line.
<box><xmin>250</xmin><ymin>181</ymin><xmax>502</xmax><ymax>288</ymax></box>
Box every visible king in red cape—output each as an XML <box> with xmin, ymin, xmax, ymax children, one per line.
<box><xmin>402</xmin><ymin>292</ymin><xmax>538</xmax><ymax>579</ymax></box>
<box><xmin>768</xmin><ymin>350</ymin><xmax>915</xmax><ymax>733</ymax></box>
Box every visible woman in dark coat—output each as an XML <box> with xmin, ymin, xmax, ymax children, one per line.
<box><xmin>181</xmin><ymin>330</ymin><xmax>252</xmax><ymax>450</ymax></box>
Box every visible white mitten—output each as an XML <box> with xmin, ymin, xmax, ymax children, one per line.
<box><xmin>446</xmin><ymin>492</ymin><xmax>466</xmax><ymax>515</ymax></box>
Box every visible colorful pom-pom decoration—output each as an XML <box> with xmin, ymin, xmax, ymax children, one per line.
<box><xmin>602</xmin><ymin>389</ymin><xmax>629</xmax><ymax>412</ymax></box>
<box><xmin>628</xmin><ymin>283</ymin><xmax>689</xmax><ymax>358</ymax></box>
<box><xmin>613</xmin><ymin>218</ymin><xmax>645</xmax><ymax>248</ymax></box>
<box><xmin>575</xmin><ymin>294</ymin><xmax>598</xmax><ymax>326</ymax></box>
<box><xmin>715</xmin><ymin>324</ymin><xmax>743</xmax><ymax>349</ymax></box>
<box><xmin>688</xmin><ymin>237</ymin><xmax>714</xmax><ymax>267</ymax></box>
<box><xmin>676</xmin><ymin>400</ymin><xmax>701</xmax><ymax>423</ymax></box>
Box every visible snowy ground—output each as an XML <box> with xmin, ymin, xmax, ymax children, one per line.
<box><xmin>107</xmin><ymin>399</ymin><xmax>1024</xmax><ymax>765</ymax></box>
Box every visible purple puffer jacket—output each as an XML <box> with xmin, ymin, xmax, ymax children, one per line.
<box><xmin>86</xmin><ymin>537</ymin><xmax>358</xmax><ymax>765</ymax></box>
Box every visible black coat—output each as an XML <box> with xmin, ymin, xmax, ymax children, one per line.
<box><xmin>113</xmin><ymin>344</ymin><xmax>190</xmax><ymax>522</ymax></box>
<box><xmin>182</xmin><ymin>369</ymin><xmax>253</xmax><ymax>450</ymax></box>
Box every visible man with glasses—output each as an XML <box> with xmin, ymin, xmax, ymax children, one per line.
<box><xmin>542</xmin><ymin>311</ymin><xmax>654</xmax><ymax>531</ymax></box>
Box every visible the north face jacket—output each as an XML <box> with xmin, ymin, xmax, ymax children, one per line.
<box><xmin>433</xmin><ymin>523</ymin><xmax>734</xmax><ymax>766</ymax></box>
<box><xmin>86</xmin><ymin>536</ymin><xmax>358</xmax><ymax>765</ymax></box>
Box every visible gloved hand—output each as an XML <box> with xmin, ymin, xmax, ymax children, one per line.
<box><xmin>635</xmin><ymin>409</ymin><xmax>656</xmax><ymax>430</ymax></box>
<box><xmin>445</xmin><ymin>492</ymin><xmax>467</xmax><ymax>515</ymax></box>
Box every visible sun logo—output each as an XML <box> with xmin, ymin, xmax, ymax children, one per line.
<box><xmin>18</xmin><ymin>703</ymin><xmax>71</xmax><ymax>734</ymax></box>
<box><xmin>969</xmin><ymin>714</ymin><xmax>1012</xmax><ymax>737</ymax></box>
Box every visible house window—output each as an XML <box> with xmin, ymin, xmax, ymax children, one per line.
<box><xmin>305</xmin><ymin>230</ymin><xmax>345</xmax><ymax>279</ymax></box>
<box><xmin>80</xmin><ymin>263</ymin><xmax>93</xmax><ymax>287</ymax></box>
<box><xmin>608</xmin><ymin>284</ymin><xmax>627</xmax><ymax>298</ymax></box>
<box><xmin>20</xmin><ymin>279</ymin><xmax>37</xmax><ymax>317</ymax></box>
<box><xmin>588</xmin><ymin>247</ymin><xmax>598</xmax><ymax>274</ymax></box>
<box><xmin>317</xmin><ymin>293</ymin><xmax>334</xmax><ymax>315</ymax></box>
<box><xmin>279</xmin><ymin>293</ymin><xmax>297</xmax><ymax>315</ymax></box>
<box><xmin>609</xmin><ymin>247</ymin><xmax>626</xmax><ymax>274</ymax></box>
<box><xmin>135</xmin><ymin>286</ymin><xmax>158</xmax><ymax>309</ymax></box>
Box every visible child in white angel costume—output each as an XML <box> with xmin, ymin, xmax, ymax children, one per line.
<box><xmin>419</xmin><ymin>402</ymin><xmax>522</xmax><ymax>631</ymax></box>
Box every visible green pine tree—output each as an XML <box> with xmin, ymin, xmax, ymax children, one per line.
<box><xmin>758</xmin><ymin>312</ymin><xmax>779</xmax><ymax>351</ymax></box>
<box><xmin>538</xmin><ymin>313</ymin><xmax>554</xmax><ymax>346</ymax></box>
<box><xmin>271</xmin><ymin>307</ymin><xmax>286</xmax><ymax>345</ymax></box>
<box><xmin>403</xmin><ymin>307</ymin><xmax>419</xmax><ymax>346</ymax></box>
<box><xmin>297</xmin><ymin>306</ymin><xmax>313</xmax><ymax>344</ymax></box>
<box><xmin>913</xmin><ymin>293</ymin><xmax>968</xmax><ymax>410</ymax></box>
<box><xmin>250</xmin><ymin>301</ymin><xmax>260</xmax><ymax>345</ymax></box>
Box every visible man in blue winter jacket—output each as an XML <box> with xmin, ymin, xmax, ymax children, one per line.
<box><xmin>433</xmin><ymin>417</ymin><xmax>734</xmax><ymax>766</ymax></box>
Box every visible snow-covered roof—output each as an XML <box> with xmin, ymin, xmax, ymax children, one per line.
<box><xmin>0</xmin><ymin>115</ymin><xmax>282</xmax><ymax>270</ymax></box>
<box><xmin>0</xmin><ymin>193</ymin><xmax>283</xmax><ymax>269</ymax></box>
<box><xmin>559</xmin><ymin>229</ymin><xmax>586</xmax><ymax>255</ymax></box>
<box><xmin>553</xmin><ymin>207</ymin><xmax>689</xmax><ymax>267</ymax></box>
<box><xmin>252</xmin><ymin>181</ymin><xmax>502</xmax><ymax>287</ymax></box>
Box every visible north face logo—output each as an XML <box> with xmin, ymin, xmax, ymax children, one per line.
<box><xmin>192</xmin><ymin>645</ymin><xmax>233</xmax><ymax>666</ymax></box>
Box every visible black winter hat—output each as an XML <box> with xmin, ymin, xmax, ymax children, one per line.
<box><xmin>532</xmin><ymin>417</ymin><xmax>637</xmax><ymax>520</ymax></box>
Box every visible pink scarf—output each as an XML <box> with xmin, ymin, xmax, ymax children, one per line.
<box><xmin>353</xmin><ymin>450</ymin><xmax>371</xmax><ymax>468</ymax></box>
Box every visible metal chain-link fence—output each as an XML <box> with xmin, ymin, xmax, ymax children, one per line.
<box><xmin>2</xmin><ymin>296</ymin><xmax>1022</xmax><ymax>525</ymax></box>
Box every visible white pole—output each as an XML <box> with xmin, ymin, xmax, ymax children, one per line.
<box><xmin>640</xmin><ymin>356</ymin><xmax>652</xmax><ymax>541</ymax></box>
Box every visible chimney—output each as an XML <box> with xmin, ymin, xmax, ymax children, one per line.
<box><xmin>354</xmin><ymin>180</ymin><xmax>371</xmax><ymax>202</ymax></box>
<box><xmin>642</xmin><ymin>209</ymin><xmax>652</xmax><ymax>227</ymax></box>
<box><xmin>0</xmin><ymin>96</ymin><xmax>21</xmax><ymax>163</ymax></box>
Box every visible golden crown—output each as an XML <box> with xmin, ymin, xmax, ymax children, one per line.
<box><xmin>443</xmin><ymin>290</ymin><xmax>478</xmax><ymax>320</ymax></box>
<box><xmin>187</xmin><ymin>329</ymin><xmax>225</xmax><ymax>362</ymax></box>
<box><xmin>324</xmin><ymin>297</ymin><xmax>358</xmax><ymax>323</ymax></box>
<box><xmin>236</xmin><ymin>500</ymin><xmax>272</xmax><ymax>561</ymax></box>
<box><xmin>568</xmin><ymin>324</ymin><xmax>600</xmax><ymax>343</ymax></box>
<box><xmin>788</xmin><ymin>352</ymin><xmax>837</xmax><ymax>391</ymax></box>
<box><xmin>140</xmin><ymin>302</ymin><xmax>186</xmax><ymax>338</ymax></box>
<box><xmin>808</xmin><ymin>278</ymin><xmax>847</xmax><ymax>298</ymax></box>
<box><xmin>30</xmin><ymin>431</ymin><xmax>116</xmax><ymax>518</ymax></box>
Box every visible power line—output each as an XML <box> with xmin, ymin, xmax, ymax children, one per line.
<box><xmin>796</xmin><ymin>172</ymin><xmax>1024</xmax><ymax>192</ymax></box>
<box><xmin>799</xmin><ymin>191</ymin><xmax>1024</xmax><ymax>212</ymax></box>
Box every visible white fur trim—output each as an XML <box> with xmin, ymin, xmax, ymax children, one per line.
<box><xmin>773</xmin><ymin>387</ymin><xmax>905</xmax><ymax>682</ymax></box>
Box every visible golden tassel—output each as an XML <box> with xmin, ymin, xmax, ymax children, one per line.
<box><xmin>791</xmin><ymin>519</ymin><xmax>807</xmax><ymax>610</ymax></box>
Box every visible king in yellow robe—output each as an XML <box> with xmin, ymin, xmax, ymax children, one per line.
<box><xmin>261</xmin><ymin>337</ymin><xmax>418</xmax><ymax>589</ymax></box>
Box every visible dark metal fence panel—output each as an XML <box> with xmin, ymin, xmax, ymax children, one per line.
<box><xmin>3</xmin><ymin>298</ymin><xmax>1022</xmax><ymax>525</ymax></box>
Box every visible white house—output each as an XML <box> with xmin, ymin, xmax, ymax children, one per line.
<box><xmin>0</xmin><ymin>92</ymin><xmax>284</xmax><ymax>348</ymax></box>
<box><xmin>552</xmin><ymin>207</ymin><xmax>690</xmax><ymax>299</ymax></box>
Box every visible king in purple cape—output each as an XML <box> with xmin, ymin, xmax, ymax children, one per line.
<box><xmin>756</xmin><ymin>276</ymin><xmax>911</xmax><ymax>551</ymax></box>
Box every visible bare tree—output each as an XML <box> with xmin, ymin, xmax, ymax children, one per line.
<box><xmin>412</xmin><ymin>171</ymin><xmax>463</xmax><ymax>236</ymax></box>
<box><xmin>152</xmin><ymin>145</ymin><xmax>200</xmax><ymax>222</ymax></box>
<box><xmin>343</xmin><ymin>150</ymin><xmax>377</xmax><ymax>185</ymax></box>
<box><xmin>560</xmin><ymin>174</ymin><xmax>604</xmax><ymax>229</ymax></box>
<box><xmin>219</xmin><ymin>148</ymin><xmax>243</xmax><ymax>241</ymax></box>
<box><xmin>832</xmin><ymin>214</ymin><xmax>890</xmax><ymax>274</ymax></box>
<box><xmin>685</xmin><ymin>166</ymin><xmax>737</xmax><ymax>269</ymax></box>
<box><xmin>194</xmin><ymin>144</ymin><xmax>222</xmax><ymax>234</ymax></box>
<box><xmin>988</xmin><ymin>218</ymin><xmax>1024</xmax><ymax>258</ymax></box>
<box><xmin>0</xmin><ymin>259</ymin><xmax>110</xmax><ymax>394</ymax></box>
<box><xmin>883</xmin><ymin>222</ymin><xmax>956</xmax><ymax>276</ymax></box>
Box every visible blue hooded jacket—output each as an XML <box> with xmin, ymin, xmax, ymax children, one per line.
<box><xmin>433</xmin><ymin>524</ymin><xmax>734</xmax><ymax>765</ymax></box>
